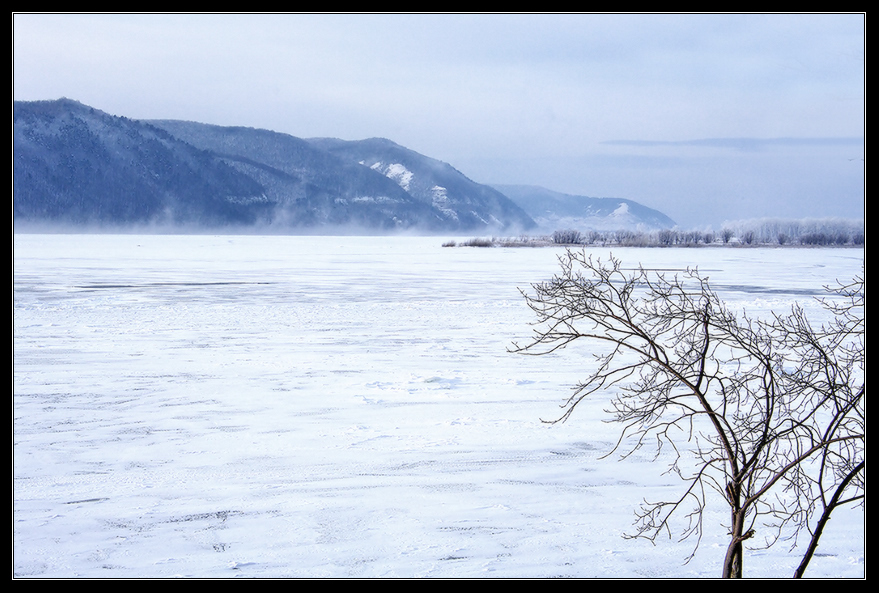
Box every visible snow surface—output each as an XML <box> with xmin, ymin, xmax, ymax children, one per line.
<box><xmin>13</xmin><ymin>235</ymin><xmax>865</xmax><ymax>579</ymax></box>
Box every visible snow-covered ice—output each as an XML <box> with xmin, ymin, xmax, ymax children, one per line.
<box><xmin>13</xmin><ymin>234</ymin><xmax>864</xmax><ymax>578</ymax></box>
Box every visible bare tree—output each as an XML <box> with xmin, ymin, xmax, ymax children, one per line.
<box><xmin>513</xmin><ymin>251</ymin><xmax>864</xmax><ymax>578</ymax></box>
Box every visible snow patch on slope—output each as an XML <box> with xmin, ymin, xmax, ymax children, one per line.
<box><xmin>352</xmin><ymin>196</ymin><xmax>399</xmax><ymax>204</ymax></box>
<box><xmin>370</xmin><ymin>162</ymin><xmax>414</xmax><ymax>192</ymax></box>
<box><xmin>431</xmin><ymin>185</ymin><xmax>458</xmax><ymax>220</ymax></box>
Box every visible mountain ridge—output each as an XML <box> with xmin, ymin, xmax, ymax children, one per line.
<box><xmin>306</xmin><ymin>137</ymin><xmax>535</xmax><ymax>231</ymax></box>
<box><xmin>14</xmin><ymin>98</ymin><xmax>676</xmax><ymax>234</ymax></box>
<box><xmin>492</xmin><ymin>184</ymin><xmax>677</xmax><ymax>232</ymax></box>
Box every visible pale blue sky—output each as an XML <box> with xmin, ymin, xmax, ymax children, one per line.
<box><xmin>13</xmin><ymin>13</ymin><xmax>865</xmax><ymax>228</ymax></box>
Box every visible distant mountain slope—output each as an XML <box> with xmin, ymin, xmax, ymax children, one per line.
<box><xmin>14</xmin><ymin>98</ymin><xmax>674</xmax><ymax>234</ymax></box>
<box><xmin>493</xmin><ymin>184</ymin><xmax>676</xmax><ymax>231</ymax></box>
<box><xmin>307</xmin><ymin>137</ymin><xmax>535</xmax><ymax>232</ymax></box>
<box><xmin>13</xmin><ymin>98</ymin><xmax>536</xmax><ymax>233</ymax></box>
<box><xmin>147</xmin><ymin>120</ymin><xmax>446</xmax><ymax>231</ymax></box>
<box><xmin>13</xmin><ymin>98</ymin><xmax>270</xmax><ymax>227</ymax></box>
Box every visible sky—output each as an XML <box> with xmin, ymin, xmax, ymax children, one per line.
<box><xmin>12</xmin><ymin>13</ymin><xmax>865</xmax><ymax>229</ymax></box>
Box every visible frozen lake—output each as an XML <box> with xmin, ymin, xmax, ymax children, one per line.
<box><xmin>13</xmin><ymin>234</ymin><xmax>865</xmax><ymax>578</ymax></box>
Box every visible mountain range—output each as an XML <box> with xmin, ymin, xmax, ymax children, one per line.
<box><xmin>13</xmin><ymin>98</ymin><xmax>675</xmax><ymax>233</ymax></box>
<box><xmin>494</xmin><ymin>184</ymin><xmax>676</xmax><ymax>232</ymax></box>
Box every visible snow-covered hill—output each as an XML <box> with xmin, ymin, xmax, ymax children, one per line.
<box><xmin>13</xmin><ymin>98</ymin><xmax>537</xmax><ymax>233</ymax></box>
<box><xmin>494</xmin><ymin>184</ymin><xmax>677</xmax><ymax>232</ymax></box>
<box><xmin>307</xmin><ymin>137</ymin><xmax>536</xmax><ymax>232</ymax></box>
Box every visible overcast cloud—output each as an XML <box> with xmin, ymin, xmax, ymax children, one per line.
<box><xmin>13</xmin><ymin>13</ymin><xmax>865</xmax><ymax>228</ymax></box>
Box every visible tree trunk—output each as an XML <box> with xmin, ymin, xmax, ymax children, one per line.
<box><xmin>722</xmin><ymin>508</ymin><xmax>746</xmax><ymax>578</ymax></box>
<box><xmin>793</xmin><ymin>461</ymin><xmax>864</xmax><ymax>578</ymax></box>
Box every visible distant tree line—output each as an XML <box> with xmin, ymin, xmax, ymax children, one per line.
<box><xmin>450</xmin><ymin>218</ymin><xmax>863</xmax><ymax>249</ymax></box>
<box><xmin>547</xmin><ymin>218</ymin><xmax>864</xmax><ymax>247</ymax></box>
<box><xmin>718</xmin><ymin>218</ymin><xmax>865</xmax><ymax>246</ymax></box>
